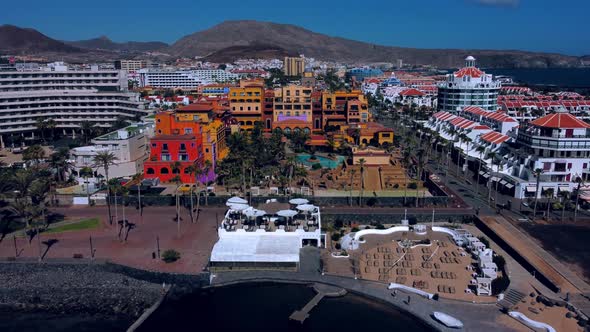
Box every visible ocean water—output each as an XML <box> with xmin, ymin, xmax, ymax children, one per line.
<box><xmin>139</xmin><ymin>283</ymin><xmax>433</xmax><ymax>332</ymax></box>
<box><xmin>486</xmin><ymin>68</ymin><xmax>590</xmax><ymax>88</ymax></box>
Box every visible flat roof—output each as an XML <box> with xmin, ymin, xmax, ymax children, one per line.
<box><xmin>210</xmin><ymin>233</ymin><xmax>300</xmax><ymax>263</ymax></box>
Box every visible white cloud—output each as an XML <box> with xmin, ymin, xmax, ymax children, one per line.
<box><xmin>473</xmin><ymin>0</ymin><xmax>520</xmax><ymax>7</ymax></box>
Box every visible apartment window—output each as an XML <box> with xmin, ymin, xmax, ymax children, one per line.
<box><xmin>162</xmin><ymin>143</ymin><xmax>169</xmax><ymax>151</ymax></box>
<box><xmin>178</xmin><ymin>154</ymin><xmax>189</xmax><ymax>161</ymax></box>
<box><xmin>151</xmin><ymin>143</ymin><xmax>157</xmax><ymax>148</ymax></box>
<box><xmin>161</xmin><ymin>154</ymin><xmax>171</xmax><ymax>161</ymax></box>
<box><xmin>184</xmin><ymin>128</ymin><xmax>193</xmax><ymax>134</ymax></box>
<box><xmin>179</xmin><ymin>143</ymin><xmax>187</xmax><ymax>151</ymax></box>
<box><xmin>205</xmin><ymin>148</ymin><xmax>209</xmax><ymax>153</ymax></box>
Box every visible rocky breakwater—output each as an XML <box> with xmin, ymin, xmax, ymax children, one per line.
<box><xmin>0</xmin><ymin>261</ymin><xmax>162</xmax><ymax>318</ymax></box>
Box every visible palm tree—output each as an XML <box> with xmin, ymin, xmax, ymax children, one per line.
<box><xmin>184</xmin><ymin>165</ymin><xmax>197</xmax><ymax>223</ymax></box>
<box><xmin>543</xmin><ymin>188</ymin><xmax>554</xmax><ymax>220</ymax></box>
<box><xmin>402</xmin><ymin>149</ymin><xmax>411</xmax><ymax>206</ymax></box>
<box><xmin>475</xmin><ymin>146</ymin><xmax>486</xmax><ymax>194</ymax></box>
<box><xmin>574</xmin><ymin>177</ymin><xmax>583</xmax><ymax>223</ymax></box>
<box><xmin>171</xmin><ymin>175</ymin><xmax>182</xmax><ymax>237</ymax></box>
<box><xmin>462</xmin><ymin>136</ymin><xmax>472</xmax><ymax>182</ymax></box>
<box><xmin>486</xmin><ymin>152</ymin><xmax>498</xmax><ymax>204</ymax></box>
<box><xmin>45</xmin><ymin>119</ymin><xmax>56</xmax><ymax>142</ymax></box>
<box><xmin>357</xmin><ymin>158</ymin><xmax>366</xmax><ymax>206</ymax></box>
<box><xmin>349</xmin><ymin>169</ymin><xmax>356</xmax><ymax>207</ymax></box>
<box><xmin>532</xmin><ymin>168</ymin><xmax>543</xmax><ymax>221</ymax></box>
<box><xmin>49</xmin><ymin>148</ymin><xmax>71</xmax><ymax>183</ymax></box>
<box><xmin>35</xmin><ymin>118</ymin><xmax>47</xmax><ymax>143</ymax></box>
<box><xmin>559</xmin><ymin>190</ymin><xmax>570</xmax><ymax>222</ymax></box>
<box><xmin>203</xmin><ymin>160</ymin><xmax>212</xmax><ymax>206</ymax></box>
<box><xmin>22</xmin><ymin>145</ymin><xmax>46</xmax><ymax>166</ymax></box>
<box><xmin>79</xmin><ymin>166</ymin><xmax>93</xmax><ymax>205</ymax></box>
<box><xmin>132</xmin><ymin>173</ymin><xmax>143</xmax><ymax>217</ymax></box>
<box><xmin>93</xmin><ymin>151</ymin><xmax>118</xmax><ymax>225</ymax></box>
<box><xmin>79</xmin><ymin>121</ymin><xmax>95</xmax><ymax>144</ymax></box>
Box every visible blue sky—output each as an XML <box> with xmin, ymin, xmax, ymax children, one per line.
<box><xmin>2</xmin><ymin>0</ymin><xmax>589</xmax><ymax>55</ymax></box>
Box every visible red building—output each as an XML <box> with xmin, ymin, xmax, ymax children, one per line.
<box><xmin>143</xmin><ymin>134</ymin><xmax>204</xmax><ymax>183</ymax></box>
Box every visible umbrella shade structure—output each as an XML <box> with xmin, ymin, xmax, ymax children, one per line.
<box><xmin>289</xmin><ymin>198</ymin><xmax>309</xmax><ymax>205</ymax></box>
<box><xmin>227</xmin><ymin>196</ymin><xmax>248</xmax><ymax>205</ymax></box>
<box><xmin>296</xmin><ymin>204</ymin><xmax>316</xmax><ymax>212</ymax></box>
<box><xmin>244</xmin><ymin>208</ymin><xmax>266</xmax><ymax>218</ymax></box>
<box><xmin>228</xmin><ymin>204</ymin><xmax>250</xmax><ymax>212</ymax></box>
<box><xmin>276</xmin><ymin>210</ymin><xmax>298</xmax><ymax>218</ymax></box>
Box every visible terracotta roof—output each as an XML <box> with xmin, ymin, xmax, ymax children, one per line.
<box><xmin>399</xmin><ymin>88</ymin><xmax>424</xmax><ymax>96</ymax></box>
<box><xmin>480</xmin><ymin>131</ymin><xmax>509</xmax><ymax>145</ymax></box>
<box><xmin>530</xmin><ymin>113</ymin><xmax>590</xmax><ymax>129</ymax></box>
<box><xmin>179</xmin><ymin>103</ymin><xmax>213</xmax><ymax>112</ymax></box>
<box><xmin>454</xmin><ymin>67</ymin><xmax>484</xmax><ymax>78</ymax></box>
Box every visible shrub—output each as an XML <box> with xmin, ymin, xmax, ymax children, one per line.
<box><xmin>366</xmin><ymin>197</ymin><xmax>378</xmax><ymax>206</ymax></box>
<box><xmin>393</xmin><ymin>183</ymin><xmax>399</xmax><ymax>189</ymax></box>
<box><xmin>492</xmin><ymin>276</ymin><xmax>510</xmax><ymax>295</ymax></box>
<box><xmin>478</xmin><ymin>236</ymin><xmax>490</xmax><ymax>248</ymax></box>
<box><xmin>331</xmin><ymin>232</ymin><xmax>341</xmax><ymax>242</ymax></box>
<box><xmin>408</xmin><ymin>182</ymin><xmax>418</xmax><ymax>190</ymax></box>
<box><xmin>312</xmin><ymin>163</ymin><xmax>322</xmax><ymax>170</ymax></box>
<box><xmin>333</xmin><ymin>219</ymin><xmax>344</xmax><ymax>229</ymax></box>
<box><xmin>364</xmin><ymin>226</ymin><xmax>371</xmax><ymax>230</ymax></box>
<box><xmin>493</xmin><ymin>255</ymin><xmax>506</xmax><ymax>271</ymax></box>
<box><xmin>162</xmin><ymin>249</ymin><xmax>181</xmax><ymax>263</ymax></box>
<box><xmin>375</xmin><ymin>223</ymin><xmax>385</xmax><ymax>230</ymax></box>
<box><xmin>335</xmin><ymin>243</ymin><xmax>341</xmax><ymax>250</ymax></box>
<box><xmin>351</xmin><ymin>226</ymin><xmax>360</xmax><ymax>232</ymax></box>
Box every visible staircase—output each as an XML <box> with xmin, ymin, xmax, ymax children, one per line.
<box><xmin>497</xmin><ymin>288</ymin><xmax>527</xmax><ymax>310</ymax></box>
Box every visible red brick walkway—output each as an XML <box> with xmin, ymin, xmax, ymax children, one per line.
<box><xmin>0</xmin><ymin>206</ymin><xmax>224</xmax><ymax>274</ymax></box>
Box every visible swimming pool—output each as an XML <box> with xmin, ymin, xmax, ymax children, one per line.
<box><xmin>297</xmin><ymin>154</ymin><xmax>345</xmax><ymax>169</ymax></box>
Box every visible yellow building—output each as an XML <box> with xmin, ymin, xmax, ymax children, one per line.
<box><xmin>175</xmin><ymin>103</ymin><xmax>229</xmax><ymax>166</ymax></box>
<box><xmin>272</xmin><ymin>85</ymin><xmax>313</xmax><ymax>134</ymax></box>
<box><xmin>202</xmin><ymin>119</ymin><xmax>228</xmax><ymax>165</ymax></box>
<box><xmin>229</xmin><ymin>80</ymin><xmax>264</xmax><ymax>131</ymax></box>
<box><xmin>321</xmin><ymin>90</ymin><xmax>370</xmax><ymax>127</ymax></box>
<box><xmin>283</xmin><ymin>56</ymin><xmax>305</xmax><ymax>77</ymax></box>
<box><xmin>346</xmin><ymin>122</ymin><xmax>394</xmax><ymax>146</ymax></box>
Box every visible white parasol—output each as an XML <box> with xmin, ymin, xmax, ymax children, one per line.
<box><xmin>276</xmin><ymin>209</ymin><xmax>298</xmax><ymax>218</ymax></box>
<box><xmin>296</xmin><ymin>204</ymin><xmax>316</xmax><ymax>212</ymax></box>
<box><xmin>227</xmin><ymin>196</ymin><xmax>248</xmax><ymax>205</ymax></box>
<box><xmin>228</xmin><ymin>203</ymin><xmax>250</xmax><ymax>211</ymax></box>
<box><xmin>289</xmin><ymin>198</ymin><xmax>309</xmax><ymax>205</ymax></box>
<box><xmin>244</xmin><ymin>208</ymin><xmax>266</xmax><ymax>218</ymax></box>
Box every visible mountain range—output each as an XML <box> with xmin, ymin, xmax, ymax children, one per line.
<box><xmin>64</xmin><ymin>36</ymin><xmax>168</xmax><ymax>53</ymax></box>
<box><xmin>0</xmin><ymin>21</ymin><xmax>585</xmax><ymax>68</ymax></box>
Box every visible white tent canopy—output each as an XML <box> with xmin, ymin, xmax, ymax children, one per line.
<box><xmin>289</xmin><ymin>198</ymin><xmax>309</xmax><ymax>205</ymax></box>
<box><xmin>277</xmin><ymin>209</ymin><xmax>298</xmax><ymax>218</ymax></box>
<box><xmin>211</xmin><ymin>234</ymin><xmax>301</xmax><ymax>263</ymax></box>
<box><xmin>227</xmin><ymin>196</ymin><xmax>248</xmax><ymax>205</ymax></box>
<box><xmin>296</xmin><ymin>204</ymin><xmax>316</xmax><ymax>212</ymax></box>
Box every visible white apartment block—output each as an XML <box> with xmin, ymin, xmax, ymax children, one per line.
<box><xmin>437</xmin><ymin>56</ymin><xmax>501</xmax><ymax>113</ymax></box>
<box><xmin>138</xmin><ymin>69</ymin><xmax>237</xmax><ymax>89</ymax></box>
<box><xmin>0</xmin><ymin>62</ymin><xmax>148</xmax><ymax>147</ymax></box>
<box><xmin>70</xmin><ymin>122</ymin><xmax>154</xmax><ymax>181</ymax></box>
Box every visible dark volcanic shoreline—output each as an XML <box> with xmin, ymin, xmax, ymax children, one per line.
<box><xmin>0</xmin><ymin>262</ymin><xmax>162</xmax><ymax>320</ymax></box>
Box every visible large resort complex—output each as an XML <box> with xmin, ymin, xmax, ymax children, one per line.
<box><xmin>2</xmin><ymin>42</ymin><xmax>590</xmax><ymax>332</ymax></box>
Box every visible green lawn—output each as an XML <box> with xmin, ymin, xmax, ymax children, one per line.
<box><xmin>44</xmin><ymin>218</ymin><xmax>100</xmax><ymax>234</ymax></box>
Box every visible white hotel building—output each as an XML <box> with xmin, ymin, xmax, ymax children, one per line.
<box><xmin>138</xmin><ymin>69</ymin><xmax>237</xmax><ymax>89</ymax></box>
<box><xmin>437</xmin><ymin>56</ymin><xmax>501</xmax><ymax>113</ymax></box>
<box><xmin>0</xmin><ymin>62</ymin><xmax>147</xmax><ymax>147</ymax></box>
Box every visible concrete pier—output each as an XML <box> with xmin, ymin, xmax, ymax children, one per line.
<box><xmin>289</xmin><ymin>283</ymin><xmax>346</xmax><ymax>323</ymax></box>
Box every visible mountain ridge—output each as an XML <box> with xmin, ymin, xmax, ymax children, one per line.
<box><xmin>65</xmin><ymin>36</ymin><xmax>168</xmax><ymax>53</ymax></box>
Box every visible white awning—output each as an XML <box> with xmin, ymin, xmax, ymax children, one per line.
<box><xmin>505</xmin><ymin>183</ymin><xmax>514</xmax><ymax>189</ymax></box>
<box><xmin>211</xmin><ymin>234</ymin><xmax>301</xmax><ymax>263</ymax></box>
<box><xmin>558</xmin><ymin>185</ymin><xmax>570</xmax><ymax>192</ymax></box>
<box><xmin>490</xmin><ymin>176</ymin><xmax>500</xmax><ymax>182</ymax></box>
<box><xmin>526</xmin><ymin>186</ymin><xmax>537</xmax><ymax>193</ymax></box>
<box><xmin>479</xmin><ymin>171</ymin><xmax>485</xmax><ymax>175</ymax></box>
<box><xmin>499</xmin><ymin>180</ymin><xmax>508</xmax><ymax>185</ymax></box>
<box><xmin>482</xmin><ymin>173</ymin><xmax>490</xmax><ymax>178</ymax></box>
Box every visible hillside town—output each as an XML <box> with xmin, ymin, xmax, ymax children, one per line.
<box><xmin>1</xmin><ymin>48</ymin><xmax>590</xmax><ymax>332</ymax></box>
